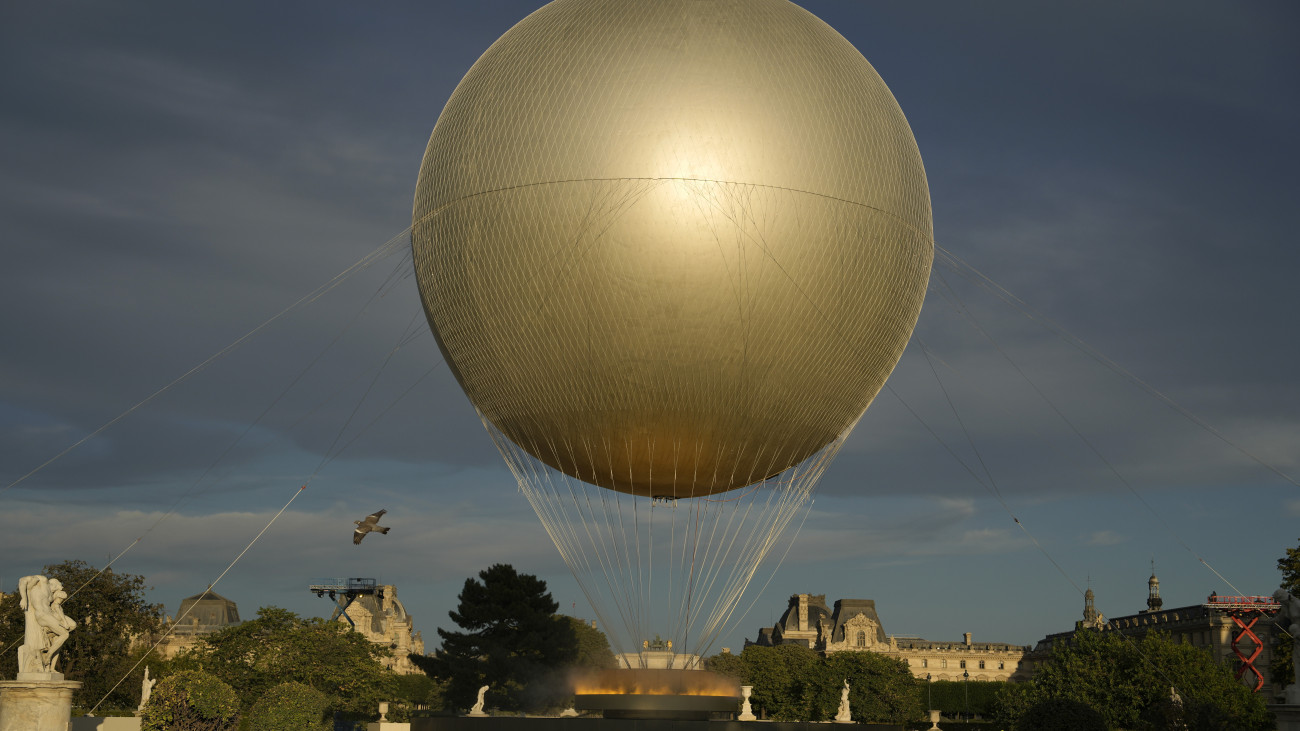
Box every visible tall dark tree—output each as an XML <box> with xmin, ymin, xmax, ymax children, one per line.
<box><xmin>0</xmin><ymin>559</ymin><xmax>164</xmax><ymax>710</ymax></box>
<box><xmin>429</xmin><ymin>564</ymin><xmax>577</xmax><ymax>712</ymax></box>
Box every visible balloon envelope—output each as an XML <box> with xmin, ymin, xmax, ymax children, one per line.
<box><xmin>413</xmin><ymin>0</ymin><xmax>932</xmax><ymax>497</ymax></box>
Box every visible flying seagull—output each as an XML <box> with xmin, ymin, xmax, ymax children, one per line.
<box><xmin>353</xmin><ymin>509</ymin><xmax>390</xmax><ymax>545</ymax></box>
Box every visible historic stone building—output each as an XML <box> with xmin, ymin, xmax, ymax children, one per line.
<box><xmin>154</xmin><ymin>588</ymin><xmax>243</xmax><ymax>659</ymax></box>
<box><xmin>334</xmin><ymin>584</ymin><xmax>426</xmax><ymax>675</ymax></box>
<box><xmin>750</xmin><ymin>593</ymin><xmax>1030</xmax><ymax>681</ymax></box>
<box><xmin>1023</xmin><ymin>571</ymin><xmax>1287</xmax><ymax>700</ymax></box>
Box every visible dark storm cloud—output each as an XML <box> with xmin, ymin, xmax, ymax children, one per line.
<box><xmin>2</xmin><ymin>0</ymin><xmax>1296</xmax><ymax>651</ymax></box>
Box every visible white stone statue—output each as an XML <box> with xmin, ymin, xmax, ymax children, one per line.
<box><xmin>738</xmin><ymin>685</ymin><xmax>756</xmax><ymax>721</ymax></box>
<box><xmin>834</xmin><ymin>678</ymin><xmax>852</xmax><ymax>723</ymax></box>
<box><xmin>1274</xmin><ymin>589</ymin><xmax>1300</xmax><ymax>703</ymax></box>
<box><xmin>16</xmin><ymin>575</ymin><xmax>77</xmax><ymax>677</ymax></box>
<box><xmin>137</xmin><ymin>666</ymin><xmax>157</xmax><ymax>714</ymax></box>
<box><xmin>468</xmin><ymin>684</ymin><xmax>489</xmax><ymax>716</ymax></box>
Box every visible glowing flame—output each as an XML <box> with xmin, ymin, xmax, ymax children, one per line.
<box><xmin>573</xmin><ymin>669</ymin><xmax>740</xmax><ymax>697</ymax></box>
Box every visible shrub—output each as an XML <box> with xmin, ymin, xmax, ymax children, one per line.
<box><xmin>1015</xmin><ymin>698</ymin><xmax>1105</xmax><ymax>731</ymax></box>
<box><xmin>244</xmin><ymin>682</ymin><xmax>330</xmax><ymax>731</ymax></box>
<box><xmin>140</xmin><ymin>670</ymin><xmax>239</xmax><ymax>731</ymax></box>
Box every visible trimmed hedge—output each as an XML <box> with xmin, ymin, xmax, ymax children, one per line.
<box><xmin>244</xmin><ymin>681</ymin><xmax>330</xmax><ymax>731</ymax></box>
<box><xmin>924</xmin><ymin>680</ymin><xmax>1002</xmax><ymax>717</ymax></box>
<box><xmin>140</xmin><ymin>670</ymin><xmax>239</xmax><ymax>731</ymax></box>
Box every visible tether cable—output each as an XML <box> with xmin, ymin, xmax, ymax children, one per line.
<box><xmin>2</xmin><ymin>228</ymin><xmax>411</xmax><ymax>496</ymax></box>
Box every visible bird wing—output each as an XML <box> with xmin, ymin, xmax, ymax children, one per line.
<box><xmin>363</xmin><ymin>509</ymin><xmax>387</xmax><ymax>525</ymax></box>
<box><xmin>353</xmin><ymin>527</ymin><xmax>367</xmax><ymax>545</ymax></box>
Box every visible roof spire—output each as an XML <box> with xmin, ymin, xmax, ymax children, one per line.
<box><xmin>1147</xmin><ymin>559</ymin><xmax>1162</xmax><ymax>612</ymax></box>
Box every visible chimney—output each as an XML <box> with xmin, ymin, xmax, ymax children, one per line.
<box><xmin>964</xmin><ymin>632</ymin><xmax>972</xmax><ymax>646</ymax></box>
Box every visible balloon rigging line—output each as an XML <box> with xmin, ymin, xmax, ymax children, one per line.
<box><xmin>908</xmin><ymin>278</ymin><xmax>1293</xmax><ymax>694</ymax></box>
<box><xmin>89</xmin><ymin>482</ymin><xmax>308</xmax><ymax>716</ymax></box>
<box><xmin>90</xmin><ymin>301</ymin><xmax>429</xmax><ymax>712</ymax></box>
<box><xmin>934</xmin><ymin>245</ymin><xmax>1298</xmax><ymax>490</ymax></box>
<box><xmin>710</xmin><ymin>181</ymin><xmax>1279</xmax><ymax>638</ymax></box>
<box><xmin>926</xmin><ymin>269</ymin><xmax>1273</xmax><ymax>629</ymax></box>
<box><xmin>2</xmin><ymin>227</ymin><xmax>411</xmax><ymax>497</ymax></box>
<box><xmin>900</xmin><ymin>347</ymin><xmax>1198</xmax><ymax>695</ymax></box>
<box><xmin>311</xmin><ymin>311</ymin><xmax>425</xmax><ymax>475</ymax></box>
<box><xmin>0</xmin><ymin>538</ymin><xmax>143</xmax><ymax>660</ymax></box>
<box><xmin>485</xmin><ymin>180</ymin><xmax>911</xmax><ymax>656</ymax></box>
<box><xmin>931</xmin><ymin>268</ymin><xmax>1254</xmax><ymax>595</ymax></box>
<box><xmin>699</xmin><ymin>496</ymin><xmax>817</xmax><ymax>659</ymax></box>
<box><xmin>0</xmin><ymin>251</ymin><xmax>425</xmax><ymax>662</ymax></box>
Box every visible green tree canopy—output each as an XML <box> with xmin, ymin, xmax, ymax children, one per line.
<box><xmin>243</xmin><ymin>681</ymin><xmax>330</xmax><ymax>731</ymax></box>
<box><xmin>0</xmin><ymin>559</ymin><xmax>164</xmax><ymax>711</ymax></box>
<box><xmin>997</xmin><ymin>629</ymin><xmax>1272</xmax><ymax>731</ymax></box>
<box><xmin>816</xmin><ymin>650</ymin><xmax>924</xmax><ymax>723</ymax></box>
<box><xmin>427</xmin><ymin>564</ymin><xmax>578</xmax><ymax>712</ymax></box>
<box><xmin>167</xmin><ymin>606</ymin><xmax>395</xmax><ymax>720</ymax></box>
<box><xmin>140</xmin><ymin>669</ymin><xmax>239</xmax><ymax>731</ymax></box>
<box><xmin>567</xmin><ymin>616</ymin><xmax>616</xmax><ymax>670</ymax></box>
<box><xmin>708</xmin><ymin>644</ymin><xmax>922</xmax><ymax>723</ymax></box>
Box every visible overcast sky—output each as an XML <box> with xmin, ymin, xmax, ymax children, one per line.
<box><xmin>2</xmin><ymin>0</ymin><xmax>1298</xmax><ymax>662</ymax></box>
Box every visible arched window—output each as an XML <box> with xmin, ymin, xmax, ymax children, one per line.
<box><xmin>856</xmin><ymin>630</ymin><xmax>866</xmax><ymax>647</ymax></box>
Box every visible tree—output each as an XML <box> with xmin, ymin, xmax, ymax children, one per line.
<box><xmin>427</xmin><ymin>564</ymin><xmax>578</xmax><ymax>712</ymax></box>
<box><xmin>1273</xmin><ymin>538</ymin><xmax>1300</xmax><ymax>689</ymax></box>
<box><xmin>998</xmin><ymin>629</ymin><xmax>1272</xmax><ymax>731</ymax></box>
<box><xmin>926</xmin><ymin>679</ymin><xmax>1002</xmax><ymax>718</ymax></box>
<box><xmin>816</xmin><ymin>650</ymin><xmax>923</xmax><ymax>724</ymax></box>
<box><xmin>1015</xmin><ymin>697</ymin><xmax>1105</xmax><ymax>731</ymax></box>
<box><xmin>243</xmin><ymin>682</ymin><xmax>330</xmax><ymax>731</ymax></box>
<box><xmin>140</xmin><ymin>669</ymin><xmax>239</xmax><ymax>731</ymax></box>
<box><xmin>0</xmin><ymin>559</ymin><xmax>164</xmax><ymax>710</ymax></box>
<box><xmin>168</xmin><ymin>606</ymin><xmax>395</xmax><ymax>721</ymax></box>
<box><xmin>567</xmin><ymin>616</ymin><xmax>616</xmax><ymax>670</ymax></box>
<box><xmin>708</xmin><ymin>644</ymin><xmax>922</xmax><ymax>723</ymax></box>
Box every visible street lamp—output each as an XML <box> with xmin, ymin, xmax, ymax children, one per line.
<box><xmin>962</xmin><ymin>670</ymin><xmax>970</xmax><ymax>720</ymax></box>
<box><xmin>925</xmin><ymin>674</ymin><xmax>932</xmax><ymax>712</ymax></box>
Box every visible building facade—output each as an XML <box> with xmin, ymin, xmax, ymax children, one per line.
<box><xmin>750</xmin><ymin>593</ymin><xmax>1030</xmax><ymax>681</ymax></box>
<box><xmin>153</xmin><ymin>588</ymin><xmax>243</xmax><ymax>659</ymax></box>
<box><xmin>1024</xmin><ymin>575</ymin><xmax>1286</xmax><ymax>701</ymax></box>
<box><xmin>334</xmin><ymin>583</ymin><xmax>426</xmax><ymax>675</ymax></box>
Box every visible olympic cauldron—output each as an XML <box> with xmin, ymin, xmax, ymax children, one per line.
<box><xmin>572</xmin><ymin>668</ymin><xmax>740</xmax><ymax>721</ymax></box>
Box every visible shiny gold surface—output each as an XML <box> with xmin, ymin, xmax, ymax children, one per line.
<box><xmin>413</xmin><ymin>0</ymin><xmax>933</xmax><ymax>497</ymax></box>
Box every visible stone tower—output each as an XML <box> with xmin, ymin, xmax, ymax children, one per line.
<box><xmin>1080</xmin><ymin>587</ymin><xmax>1105</xmax><ymax>629</ymax></box>
<box><xmin>1146</xmin><ymin>562</ymin><xmax>1163</xmax><ymax>613</ymax></box>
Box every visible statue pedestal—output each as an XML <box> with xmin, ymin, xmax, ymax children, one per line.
<box><xmin>0</xmin><ymin>678</ymin><xmax>82</xmax><ymax>731</ymax></box>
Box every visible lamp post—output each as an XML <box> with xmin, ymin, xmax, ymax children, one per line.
<box><xmin>925</xmin><ymin>674</ymin><xmax>932</xmax><ymax>711</ymax></box>
<box><xmin>962</xmin><ymin>670</ymin><xmax>970</xmax><ymax>720</ymax></box>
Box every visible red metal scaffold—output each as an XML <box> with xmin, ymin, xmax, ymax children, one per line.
<box><xmin>1205</xmin><ymin>594</ymin><xmax>1280</xmax><ymax>692</ymax></box>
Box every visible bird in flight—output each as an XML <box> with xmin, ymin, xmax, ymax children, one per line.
<box><xmin>353</xmin><ymin>509</ymin><xmax>390</xmax><ymax>545</ymax></box>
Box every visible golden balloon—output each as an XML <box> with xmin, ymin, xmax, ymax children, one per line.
<box><xmin>413</xmin><ymin>0</ymin><xmax>932</xmax><ymax>497</ymax></box>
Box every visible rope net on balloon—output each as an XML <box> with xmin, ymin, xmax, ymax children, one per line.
<box><xmin>483</xmin><ymin>408</ymin><xmax>860</xmax><ymax>662</ymax></box>
<box><xmin>412</xmin><ymin>174</ymin><xmax>930</xmax><ymax>663</ymax></box>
